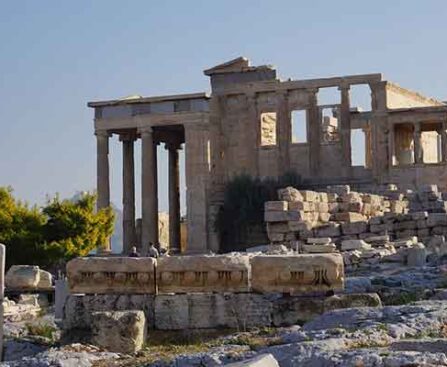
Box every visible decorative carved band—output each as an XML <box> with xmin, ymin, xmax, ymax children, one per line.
<box><xmin>66</xmin><ymin>254</ymin><xmax>344</xmax><ymax>295</ymax></box>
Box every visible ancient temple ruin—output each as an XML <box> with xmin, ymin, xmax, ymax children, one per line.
<box><xmin>88</xmin><ymin>57</ymin><xmax>447</xmax><ymax>254</ymax></box>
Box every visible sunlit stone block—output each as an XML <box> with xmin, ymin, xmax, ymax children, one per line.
<box><xmin>157</xmin><ymin>255</ymin><xmax>250</xmax><ymax>293</ymax></box>
<box><xmin>66</xmin><ymin>257</ymin><xmax>156</xmax><ymax>294</ymax></box>
<box><xmin>250</xmin><ymin>254</ymin><xmax>344</xmax><ymax>295</ymax></box>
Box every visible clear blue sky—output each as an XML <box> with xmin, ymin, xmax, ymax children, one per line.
<box><xmin>1</xmin><ymin>0</ymin><xmax>446</xmax><ymax>215</ymax></box>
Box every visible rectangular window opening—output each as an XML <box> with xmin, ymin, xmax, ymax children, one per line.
<box><xmin>291</xmin><ymin>110</ymin><xmax>307</xmax><ymax>143</ymax></box>
<box><xmin>351</xmin><ymin>128</ymin><xmax>367</xmax><ymax>167</ymax></box>
<box><xmin>260</xmin><ymin>112</ymin><xmax>277</xmax><ymax>146</ymax></box>
<box><xmin>321</xmin><ymin>107</ymin><xmax>339</xmax><ymax>142</ymax></box>
<box><xmin>350</xmin><ymin>84</ymin><xmax>372</xmax><ymax>112</ymax></box>
<box><xmin>318</xmin><ymin>87</ymin><xmax>340</xmax><ymax>105</ymax></box>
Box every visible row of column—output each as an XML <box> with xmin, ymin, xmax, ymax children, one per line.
<box><xmin>388</xmin><ymin>121</ymin><xmax>447</xmax><ymax>166</ymax></box>
<box><xmin>95</xmin><ymin>128</ymin><xmax>181</xmax><ymax>255</ymax></box>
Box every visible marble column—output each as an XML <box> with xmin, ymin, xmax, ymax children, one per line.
<box><xmin>120</xmin><ymin>133</ymin><xmax>136</xmax><ymax>254</ymax></box>
<box><xmin>441</xmin><ymin>121</ymin><xmax>447</xmax><ymax>163</ymax></box>
<box><xmin>388</xmin><ymin>124</ymin><xmax>395</xmax><ymax>167</ymax></box>
<box><xmin>276</xmin><ymin>90</ymin><xmax>291</xmax><ymax>175</ymax></box>
<box><xmin>166</xmin><ymin>141</ymin><xmax>181</xmax><ymax>254</ymax></box>
<box><xmin>338</xmin><ymin>85</ymin><xmax>352</xmax><ymax>173</ymax></box>
<box><xmin>95</xmin><ymin>130</ymin><xmax>111</xmax><ymax>254</ymax></box>
<box><xmin>363</xmin><ymin>125</ymin><xmax>372</xmax><ymax>169</ymax></box>
<box><xmin>413</xmin><ymin>122</ymin><xmax>423</xmax><ymax>164</ymax></box>
<box><xmin>308</xmin><ymin>89</ymin><xmax>320</xmax><ymax>176</ymax></box>
<box><xmin>141</xmin><ymin>127</ymin><xmax>158</xmax><ymax>255</ymax></box>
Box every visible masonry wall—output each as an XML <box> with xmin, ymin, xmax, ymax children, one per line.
<box><xmin>204</xmin><ymin>62</ymin><xmax>447</xmax><ymax>252</ymax></box>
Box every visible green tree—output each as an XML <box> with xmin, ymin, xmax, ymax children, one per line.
<box><xmin>0</xmin><ymin>188</ymin><xmax>115</xmax><ymax>268</ymax></box>
<box><xmin>42</xmin><ymin>192</ymin><xmax>115</xmax><ymax>266</ymax></box>
<box><xmin>0</xmin><ymin>187</ymin><xmax>46</xmax><ymax>266</ymax></box>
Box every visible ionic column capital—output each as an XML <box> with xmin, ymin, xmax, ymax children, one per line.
<box><xmin>119</xmin><ymin>132</ymin><xmax>137</xmax><ymax>142</ymax></box>
<box><xmin>165</xmin><ymin>141</ymin><xmax>182</xmax><ymax>151</ymax></box>
<box><xmin>413</xmin><ymin>121</ymin><xmax>422</xmax><ymax>133</ymax></box>
<box><xmin>95</xmin><ymin>130</ymin><xmax>112</xmax><ymax>138</ymax></box>
<box><xmin>139</xmin><ymin>126</ymin><xmax>154</xmax><ymax>136</ymax></box>
<box><xmin>338</xmin><ymin>84</ymin><xmax>351</xmax><ymax>92</ymax></box>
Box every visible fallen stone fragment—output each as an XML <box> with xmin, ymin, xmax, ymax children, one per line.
<box><xmin>264</xmin><ymin>201</ymin><xmax>287</xmax><ymax>212</ymax></box>
<box><xmin>277</xmin><ymin>187</ymin><xmax>303</xmax><ymax>202</ymax></box>
<box><xmin>91</xmin><ymin>310</ymin><xmax>146</xmax><ymax>353</ymax></box>
<box><xmin>341</xmin><ymin>239</ymin><xmax>371</xmax><ymax>251</ymax></box>
<box><xmin>323</xmin><ymin>293</ymin><xmax>382</xmax><ymax>312</ymax></box>
<box><xmin>307</xmin><ymin>237</ymin><xmax>331</xmax><ymax>245</ymax></box>
<box><xmin>302</xmin><ymin>244</ymin><xmax>336</xmax><ymax>253</ymax></box>
<box><xmin>407</xmin><ymin>243</ymin><xmax>427</xmax><ymax>267</ymax></box>
<box><xmin>6</xmin><ymin>266</ymin><xmax>40</xmax><ymax>290</ymax></box>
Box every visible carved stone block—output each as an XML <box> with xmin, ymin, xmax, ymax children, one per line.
<box><xmin>157</xmin><ymin>255</ymin><xmax>250</xmax><ymax>293</ymax></box>
<box><xmin>66</xmin><ymin>257</ymin><xmax>156</xmax><ymax>294</ymax></box>
<box><xmin>250</xmin><ymin>254</ymin><xmax>344</xmax><ymax>295</ymax></box>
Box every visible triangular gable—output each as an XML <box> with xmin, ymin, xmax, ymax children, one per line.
<box><xmin>204</xmin><ymin>56</ymin><xmax>250</xmax><ymax>76</ymax></box>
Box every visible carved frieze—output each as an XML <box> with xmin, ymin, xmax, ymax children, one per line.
<box><xmin>157</xmin><ymin>255</ymin><xmax>250</xmax><ymax>293</ymax></box>
<box><xmin>250</xmin><ymin>254</ymin><xmax>344</xmax><ymax>295</ymax></box>
<box><xmin>66</xmin><ymin>257</ymin><xmax>156</xmax><ymax>294</ymax></box>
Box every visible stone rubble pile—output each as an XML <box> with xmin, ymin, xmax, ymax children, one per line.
<box><xmin>2</xmin><ymin>294</ymin><xmax>49</xmax><ymax>323</ymax></box>
<box><xmin>266</xmin><ymin>185</ymin><xmax>409</xmax><ymax>247</ymax></box>
<box><xmin>264</xmin><ymin>184</ymin><xmax>447</xmax><ymax>270</ymax></box>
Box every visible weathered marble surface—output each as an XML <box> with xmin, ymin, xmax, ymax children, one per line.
<box><xmin>63</xmin><ymin>294</ymin><xmax>155</xmax><ymax>332</ymax></box>
<box><xmin>66</xmin><ymin>257</ymin><xmax>156</xmax><ymax>294</ymax></box>
<box><xmin>63</xmin><ymin>291</ymin><xmax>378</xmax><ymax>332</ymax></box>
<box><xmin>250</xmin><ymin>254</ymin><xmax>344</xmax><ymax>295</ymax></box>
<box><xmin>157</xmin><ymin>255</ymin><xmax>250</xmax><ymax>293</ymax></box>
<box><xmin>91</xmin><ymin>311</ymin><xmax>146</xmax><ymax>353</ymax></box>
<box><xmin>5</xmin><ymin>266</ymin><xmax>40</xmax><ymax>290</ymax></box>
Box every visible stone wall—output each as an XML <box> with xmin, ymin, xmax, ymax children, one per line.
<box><xmin>265</xmin><ymin>184</ymin><xmax>447</xmax><ymax>247</ymax></box>
<box><xmin>64</xmin><ymin>292</ymin><xmax>380</xmax><ymax>332</ymax></box>
<box><xmin>263</xmin><ymin>184</ymin><xmax>447</xmax><ymax>272</ymax></box>
<box><xmin>63</xmin><ymin>253</ymin><xmax>352</xmax><ymax>333</ymax></box>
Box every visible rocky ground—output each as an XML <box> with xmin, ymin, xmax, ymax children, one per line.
<box><xmin>2</xmin><ymin>262</ymin><xmax>447</xmax><ymax>367</ymax></box>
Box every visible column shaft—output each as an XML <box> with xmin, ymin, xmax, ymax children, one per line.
<box><xmin>121</xmin><ymin>134</ymin><xmax>136</xmax><ymax>254</ymax></box>
<box><xmin>441</xmin><ymin>121</ymin><xmax>447</xmax><ymax>163</ymax></box>
<box><xmin>141</xmin><ymin>128</ymin><xmax>158</xmax><ymax>255</ymax></box>
<box><xmin>308</xmin><ymin>89</ymin><xmax>320</xmax><ymax>176</ymax></box>
<box><xmin>95</xmin><ymin>130</ymin><xmax>111</xmax><ymax>254</ymax></box>
<box><xmin>276</xmin><ymin>91</ymin><xmax>291</xmax><ymax>175</ymax></box>
<box><xmin>388</xmin><ymin>124</ymin><xmax>395</xmax><ymax>167</ymax></box>
<box><xmin>167</xmin><ymin>143</ymin><xmax>181</xmax><ymax>253</ymax></box>
<box><xmin>414</xmin><ymin>122</ymin><xmax>423</xmax><ymax>164</ymax></box>
<box><xmin>339</xmin><ymin>85</ymin><xmax>352</xmax><ymax>172</ymax></box>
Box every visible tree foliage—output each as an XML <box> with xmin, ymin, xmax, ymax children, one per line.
<box><xmin>0</xmin><ymin>187</ymin><xmax>115</xmax><ymax>269</ymax></box>
<box><xmin>215</xmin><ymin>173</ymin><xmax>301</xmax><ymax>253</ymax></box>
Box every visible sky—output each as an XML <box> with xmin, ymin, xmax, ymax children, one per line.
<box><xmin>1</xmin><ymin>0</ymin><xmax>447</xmax><ymax>216</ymax></box>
